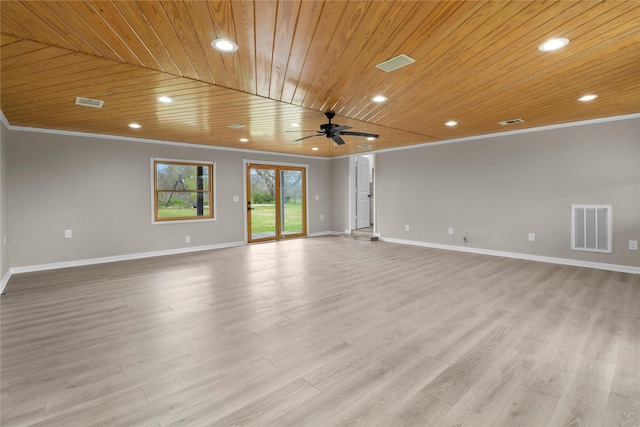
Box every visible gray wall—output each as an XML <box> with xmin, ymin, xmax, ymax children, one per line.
<box><xmin>1</xmin><ymin>121</ymin><xmax>8</xmax><ymax>280</ymax></box>
<box><xmin>374</xmin><ymin>118</ymin><xmax>640</xmax><ymax>268</ymax></box>
<box><xmin>6</xmin><ymin>129</ymin><xmax>331</xmax><ymax>268</ymax></box>
<box><xmin>330</xmin><ymin>156</ymin><xmax>350</xmax><ymax>233</ymax></box>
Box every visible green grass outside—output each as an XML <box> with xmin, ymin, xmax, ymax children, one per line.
<box><xmin>157</xmin><ymin>206</ymin><xmax>210</xmax><ymax>218</ymax></box>
<box><xmin>251</xmin><ymin>203</ymin><xmax>303</xmax><ymax>233</ymax></box>
<box><xmin>157</xmin><ymin>202</ymin><xmax>303</xmax><ymax>234</ymax></box>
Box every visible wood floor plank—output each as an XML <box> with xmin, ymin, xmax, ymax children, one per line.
<box><xmin>377</xmin><ymin>391</ymin><xmax>452</xmax><ymax>427</ymax></box>
<box><xmin>323</xmin><ymin>353</ymin><xmax>448</xmax><ymax>426</ymax></box>
<box><xmin>435</xmin><ymin>348</ymin><xmax>537</xmax><ymax>426</ymax></box>
<box><xmin>490</xmin><ymin>384</ymin><xmax>558</xmax><ymax>427</ymax></box>
<box><xmin>421</xmin><ymin>315</ymin><xmax>527</xmax><ymax>406</ymax></box>
<box><xmin>546</xmin><ymin>354</ymin><xmax>616</xmax><ymax>427</ymax></box>
<box><xmin>1</xmin><ymin>236</ymin><xmax>638</xmax><ymax>426</ymax></box>
<box><xmin>602</xmin><ymin>391</ymin><xmax>640</xmax><ymax>427</ymax></box>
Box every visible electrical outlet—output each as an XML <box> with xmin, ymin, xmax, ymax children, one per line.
<box><xmin>315</xmin><ymin>195</ymin><xmax>320</xmax><ymax>200</ymax></box>
<box><xmin>64</xmin><ymin>229</ymin><xmax>72</xmax><ymax>239</ymax></box>
<box><xmin>528</xmin><ymin>232</ymin><xmax>536</xmax><ymax>242</ymax></box>
<box><xmin>405</xmin><ymin>224</ymin><xmax>410</xmax><ymax>231</ymax></box>
<box><xmin>630</xmin><ymin>240</ymin><xmax>638</xmax><ymax>251</ymax></box>
<box><xmin>448</xmin><ymin>227</ymin><xmax>454</xmax><ymax>235</ymax></box>
<box><xmin>185</xmin><ymin>236</ymin><xmax>190</xmax><ymax>244</ymax></box>
<box><xmin>320</xmin><ymin>214</ymin><xmax>324</xmax><ymax>220</ymax></box>
<box><xmin>233</xmin><ymin>196</ymin><xmax>239</xmax><ymax>202</ymax></box>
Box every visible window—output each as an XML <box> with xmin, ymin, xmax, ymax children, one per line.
<box><xmin>571</xmin><ymin>204</ymin><xmax>612</xmax><ymax>253</ymax></box>
<box><xmin>153</xmin><ymin>159</ymin><xmax>214</xmax><ymax>222</ymax></box>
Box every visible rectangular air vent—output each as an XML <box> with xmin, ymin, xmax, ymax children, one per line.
<box><xmin>498</xmin><ymin>118</ymin><xmax>525</xmax><ymax>126</ymax></box>
<box><xmin>227</xmin><ymin>123</ymin><xmax>246</xmax><ymax>129</ymax></box>
<box><xmin>75</xmin><ymin>97</ymin><xmax>104</xmax><ymax>108</ymax></box>
<box><xmin>571</xmin><ymin>204</ymin><xmax>612</xmax><ymax>253</ymax></box>
<box><xmin>376</xmin><ymin>54</ymin><xmax>415</xmax><ymax>72</ymax></box>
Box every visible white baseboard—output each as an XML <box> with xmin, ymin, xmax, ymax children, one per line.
<box><xmin>8</xmin><ymin>241</ymin><xmax>245</xmax><ymax>276</ymax></box>
<box><xmin>380</xmin><ymin>237</ymin><xmax>640</xmax><ymax>275</ymax></box>
<box><xmin>308</xmin><ymin>231</ymin><xmax>341</xmax><ymax>237</ymax></box>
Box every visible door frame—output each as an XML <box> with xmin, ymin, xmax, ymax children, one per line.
<box><xmin>349</xmin><ymin>154</ymin><xmax>376</xmax><ymax>234</ymax></box>
<box><xmin>243</xmin><ymin>159</ymin><xmax>309</xmax><ymax>243</ymax></box>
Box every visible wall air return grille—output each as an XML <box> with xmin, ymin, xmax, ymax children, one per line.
<box><xmin>571</xmin><ymin>204</ymin><xmax>612</xmax><ymax>253</ymax></box>
<box><xmin>75</xmin><ymin>97</ymin><xmax>104</xmax><ymax>108</ymax></box>
<box><xmin>376</xmin><ymin>54</ymin><xmax>415</xmax><ymax>72</ymax></box>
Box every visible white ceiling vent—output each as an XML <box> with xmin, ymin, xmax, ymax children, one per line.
<box><xmin>498</xmin><ymin>118</ymin><xmax>525</xmax><ymax>126</ymax></box>
<box><xmin>376</xmin><ymin>54</ymin><xmax>415</xmax><ymax>72</ymax></box>
<box><xmin>227</xmin><ymin>123</ymin><xmax>246</xmax><ymax>129</ymax></box>
<box><xmin>75</xmin><ymin>97</ymin><xmax>104</xmax><ymax>108</ymax></box>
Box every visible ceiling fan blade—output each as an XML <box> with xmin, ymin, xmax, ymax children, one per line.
<box><xmin>331</xmin><ymin>134</ymin><xmax>346</xmax><ymax>145</ymax></box>
<box><xmin>294</xmin><ymin>134</ymin><xmax>323</xmax><ymax>142</ymax></box>
<box><xmin>333</xmin><ymin>126</ymin><xmax>352</xmax><ymax>132</ymax></box>
<box><xmin>339</xmin><ymin>131</ymin><xmax>379</xmax><ymax>139</ymax></box>
<box><xmin>285</xmin><ymin>130</ymin><xmax>318</xmax><ymax>133</ymax></box>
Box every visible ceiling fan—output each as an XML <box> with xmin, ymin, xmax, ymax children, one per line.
<box><xmin>294</xmin><ymin>111</ymin><xmax>379</xmax><ymax>145</ymax></box>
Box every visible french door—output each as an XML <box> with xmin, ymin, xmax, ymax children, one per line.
<box><xmin>246</xmin><ymin>163</ymin><xmax>307</xmax><ymax>243</ymax></box>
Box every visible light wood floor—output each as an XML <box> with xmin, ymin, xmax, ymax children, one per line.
<box><xmin>2</xmin><ymin>237</ymin><xmax>639</xmax><ymax>427</ymax></box>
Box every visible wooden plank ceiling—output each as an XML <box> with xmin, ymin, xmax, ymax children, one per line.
<box><xmin>1</xmin><ymin>1</ymin><xmax>639</xmax><ymax>157</ymax></box>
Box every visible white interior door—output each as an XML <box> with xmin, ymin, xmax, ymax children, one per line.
<box><xmin>356</xmin><ymin>156</ymin><xmax>370</xmax><ymax>229</ymax></box>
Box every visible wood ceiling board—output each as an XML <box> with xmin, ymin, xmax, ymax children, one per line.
<box><xmin>229</xmin><ymin>0</ymin><xmax>257</xmax><ymax>95</ymax></box>
<box><xmin>278</xmin><ymin>0</ymin><xmax>324</xmax><ymax>105</ymax></box>
<box><xmin>128</xmin><ymin>1</ymin><xmax>195</xmax><ymax>81</ymax></box>
<box><xmin>313</xmin><ymin>1</ymin><xmax>437</xmax><ymax>117</ymax></box>
<box><xmin>1</xmin><ymin>1</ymin><xmax>638</xmax><ymax>158</ymax></box>
<box><xmin>288</xmin><ymin>0</ymin><xmax>349</xmax><ymax>107</ymax></box>
<box><xmin>298</xmin><ymin>0</ymin><xmax>375</xmax><ymax>111</ymax></box>
<box><xmin>110</xmin><ymin>1</ymin><xmax>182</xmax><ymax>76</ymax></box>
<box><xmin>340</xmin><ymin>1</ymin><xmax>486</xmax><ymax>120</ymax></box>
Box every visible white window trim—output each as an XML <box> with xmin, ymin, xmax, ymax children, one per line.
<box><xmin>151</xmin><ymin>157</ymin><xmax>217</xmax><ymax>225</ymax></box>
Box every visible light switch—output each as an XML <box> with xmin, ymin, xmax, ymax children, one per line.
<box><xmin>528</xmin><ymin>233</ymin><xmax>535</xmax><ymax>242</ymax></box>
<box><xmin>448</xmin><ymin>228</ymin><xmax>454</xmax><ymax>235</ymax></box>
<box><xmin>630</xmin><ymin>240</ymin><xmax>638</xmax><ymax>251</ymax></box>
<box><xmin>64</xmin><ymin>229</ymin><xmax>72</xmax><ymax>239</ymax></box>
<box><xmin>315</xmin><ymin>195</ymin><xmax>320</xmax><ymax>201</ymax></box>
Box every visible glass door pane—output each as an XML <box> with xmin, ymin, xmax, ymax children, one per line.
<box><xmin>248</xmin><ymin>165</ymin><xmax>278</xmax><ymax>242</ymax></box>
<box><xmin>281</xmin><ymin>168</ymin><xmax>305</xmax><ymax>236</ymax></box>
<box><xmin>246</xmin><ymin>163</ymin><xmax>306</xmax><ymax>243</ymax></box>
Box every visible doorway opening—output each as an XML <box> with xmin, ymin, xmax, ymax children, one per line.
<box><xmin>350</xmin><ymin>154</ymin><xmax>375</xmax><ymax>238</ymax></box>
<box><xmin>245</xmin><ymin>162</ymin><xmax>307</xmax><ymax>243</ymax></box>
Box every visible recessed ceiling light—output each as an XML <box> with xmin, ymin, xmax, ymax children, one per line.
<box><xmin>445</xmin><ymin>120</ymin><xmax>458</xmax><ymax>127</ymax></box>
<box><xmin>357</xmin><ymin>143</ymin><xmax>372</xmax><ymax>149</ymax></box>
<box><xmin>128</xmin><ymin>123</ymin><xmax>141</xmax><ymax>129</ymax></box>
<box><xmin>239</xmin><ymin>138</ymin><xmax>249</xmax><ymax>142</ymax></box>
<box><xmin>538</xmin><ymin>37</ymin><xmax>569</xmax><ymax>52</ymax></box>
<box><xmin>372</xmin><ymin>95</ymin><xmax>388</xmax><ymax>103</ymax></box>
<box><xmin>211</xmin><ymin>38</ymin><xmax>238</xmax><ymax>52</ymax></box>
<box><xmin>157</xmin><ymin>96</ymin><xmax>172</xmax><ymax>103</ymax></box>
<box><xmin>578</xmin><ymin>94</ymin><xmax>598</xmax><ymax>102</ymax></box>
<box><xmin>311</xmin><ymin>147</ymin><xmax>319</xmax><ymax>151</ymax></box>
<box><xmin>366</xmin><ymin>137</ymin><xmax>376</xmax><ymax>141</ymax></box>
<box><xmin>291</xmin><ymin>123</ymin><xmax>300</xmax><ymax>127</ymax></box>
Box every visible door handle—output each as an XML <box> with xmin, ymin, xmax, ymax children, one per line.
<box><xmin>248</xmin><ymin>207</ymin><xmax>254</xmax><ymax>211</ymax></box>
